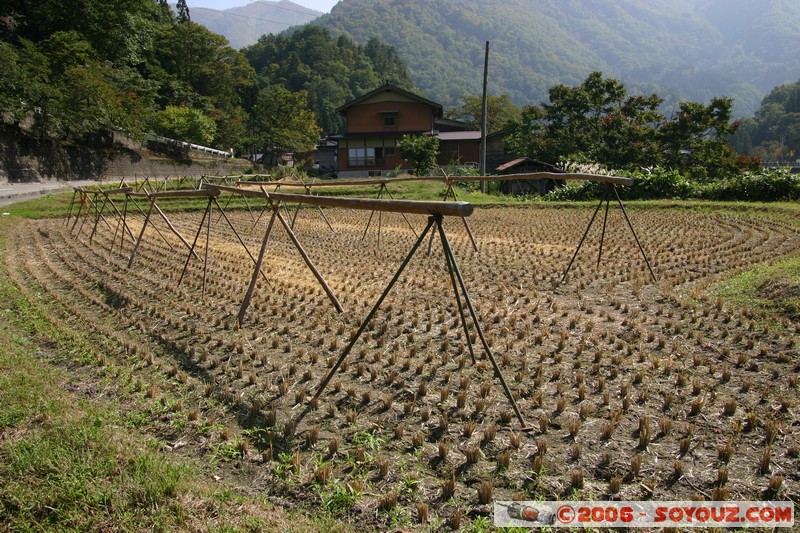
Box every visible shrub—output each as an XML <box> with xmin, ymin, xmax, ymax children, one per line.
<box><xmin>543</xmin><ymin>166</ymin><xmax>800</xmax><ymax>202</ymax></box>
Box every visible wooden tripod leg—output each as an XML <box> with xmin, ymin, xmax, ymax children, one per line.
<box><xmin>107</xmin><ymin>195</ymin><xmax>135</xmax><ymax>241</ymax></box>
<box><xmin>128</xmin><ymin>196</ymin><xmax>175</xmax><ymax>251</ymax></box>
<box><xmin>317</xmin><ymin>206</ymin><xmax>335</xmax><ymax>233</ymax></box>
<box><xmin>72</xmin><ymin>191</ymin><xmax>87</xmax><ymax>233</ymax></box>
<box><xmin>152</xmin><ymin>202</ymin><xmax>199</xmax><ymax>260</ymax></box>
<box><xmin>178</xmin><ymin>199</ymin><xmax>212</xmax><ymax>287</ymax></box>
<box><xmin>560</xmin><ymin>194</ymin><xmax>606</xmax><ymax>284</ymax></box>
<box><xmin>127</xmin><ymin>198</ymin><xmax>156</xmax><ymax>268</ymax></box>
<box><xmin>290</xmin><ymin>201</ymin><xmax>302</xmax><ymax>230</ymax></box>
<box><xmin>113</xmin><ymin>196</ymin><xmax>130</xmax><ymax>256</ymax></box>
<box><xmin>64</xmin><ymin>189</ymin><xmax>78</xmax><ymax>227</ymax></box>
<box><xmin>89</xmin><ymin>193</ymin><xmax>110</xmax><ymax>243</ymax></box>
<box><xmin>612</xmin><ymin>185</ymin><xmax>657</xmax><ymax>282</ymax></box>
<box><xmin>307</xmin><ymin>216</ymin><xmax>436</xmax><ymax>410</ymax></box>
<box><xmin>202</xmin><ymin>195</ymin><xmax>212</xmax><ymax>297</ymax></box>
<box><xmin>89</xmin><ymin>192</ymin><xmax>113</xmax><ymax>231</ymax></box>
<box><xmin>76</xmin><ymin>193</ymin><xmax>92</xmax><ymax>236</ymax></box>
<box><xmin>426</xmin><ymin>183</ymin><xmax>454</xmax><ymax>255</ymax></box>
<box><xmin>360</xmin><ymin>185</ymin><xmax>384</xmax><ymax>241</ymax></box>
<box><xmin>447</xmin><ymin>184</ymin><xmax>478</xmax><ymax>252</ymax></box>
<box><xmin>597</xmin><ymin>184</ymin><xmax>612</xmax><ymax>267</ymax></box>
<box><xmin>436</xmin><ymin>218</ymin><xmax>528</xmax><ymax>429</ymax></box>
<box><xmin>238</xmin><ymin>209</ymin><xmax>277</xmax><ymax>325</ymax></box>
<box><xmin>273</xmin><ymin>207</ymin><xmax>343</xmax><ymax>313</ymax></box>
<box><xmin>213</xmin><ymin>198</ymin><xmax>271</xmax><ymax>286</ymax></box>
<box><xmin>383</xmin><ymin>186</ymin><xmax>417</xmax><ymax>238</ymax></box>
<box><xmin>439</xmin><ymin>223</ymin><xmax>478</xmax><ymax>364</ymax></box>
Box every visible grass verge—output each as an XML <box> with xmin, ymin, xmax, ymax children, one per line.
<box><xmin>712</xmin><ymin>255</ymin><xmax>800</xmax><ymax>322</ymax></box>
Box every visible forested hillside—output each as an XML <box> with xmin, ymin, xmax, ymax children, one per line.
<box><xmin>0</xmin><ymin>0</ymin><xmax>412</xmax><ymax>163</ymax></box>
<box><xmin>313</xmin><ymin>0</ymin><xmax>800</xmax><ymax>117</ymax></box>
<box><xmin>243</xmin><ymin>26</ymin><xmax>415</xmax><ymax>134</ymax></box>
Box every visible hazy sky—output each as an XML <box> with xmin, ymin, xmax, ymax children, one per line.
<box><xmin>188</xmin><ymin>0</ymin><xmax>340</xmax><ymax>13</ymax></box>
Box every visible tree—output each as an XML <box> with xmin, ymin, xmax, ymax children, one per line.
<box><xmin>445</xmin><ymin>93</ymin><xmax>521</xmax><ymax>132</ymax></box>
<box><xmin>251</xmin><ymin>85</ymin><xmax>320</xmax><ymax>165</ymax></box>
<box><xmin>156</xmin><ymin>105</ymin><xmax>216</xmax><ymax>145</ymax></box>
<box><xmin>730</xmin><ymin>79</ymin><xmax>800</xmax><ymax>163</ymax></box>
<box><xmin>397</xmin><ymin>134</ymin><xmax>440</xmax><ymax>175</ymax></box>
<box><xmin>0</xmin><ymin>39</ymin><xmax>51</xmax><ymax>128</ymax></box>
<box><xmin>176</xmin><ymin>0</ymin><xmax>190</xmax><ymax>23</ymax></box>
<box><xmin>659</xmin><ymin>97</ymin><xmax>740</xmax><ymax>179</ymax></box>
<box><xmin>514</xmin><ymin>72</ymin><xmax>664</xmax><ymax>169</ymax></box>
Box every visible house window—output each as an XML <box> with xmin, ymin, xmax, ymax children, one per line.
<box><xmin>384</xmin><ymin>147</ymin><xmax>396</xmax><ymax>156</ymax></box>
<box><xmin>384</xmin><ymin>116</ymin><xmax>396</xmax><ymax>127</ymax></box>
<box><xmin>348</xmin><ymin>147</ymin><xmax>376</xmax><ymax>166</ymax></box>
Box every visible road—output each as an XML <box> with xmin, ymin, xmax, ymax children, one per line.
<box><xmin>0</xmin><ymin>180</ymin><xmax>101</xmax><ymax>207</ymax></box>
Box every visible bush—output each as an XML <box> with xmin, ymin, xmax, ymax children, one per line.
<box><xmin>628</xmin><ymin>168</ymin><xmax>694</xmax><ymax>199</ymax></box>
<box><xmin>543</xmin><ymin>166</ymin><xmax>800</xmax><ymax>202</ymax></box>
<box><xmin>696</xmin><ymin>168</ymin><xmax>800</xmax><ymax>202</ymax></box>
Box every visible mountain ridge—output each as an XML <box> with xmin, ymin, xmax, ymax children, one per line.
<box><xmin>311</xmin><ymin>0</ymin><xmax>800</xmax><ymax>117</ymax></box>
<box><xmin>190</xmin><ymin>0</ymin><xmax>800</xmax><ymax>117</ymax></box>
<box><xmin>187</xmin><ymin>0</ymin><xmax>321</xmax><ymax>49</ymax></box>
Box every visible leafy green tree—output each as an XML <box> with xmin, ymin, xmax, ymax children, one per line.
<box><xmin>0</xmin><ymin>40</ymin><xmax>51</xmax><ymax>128</ymax></box>
<box><xmin>659</xmin><ymin>97</ymin><xmax>740</xmax><ymax>179</ymax></box>
<box><xmin>251</xmin><ymin>85</ymin><xmax>321</xmax><ymax>166</ymax></box>
<box><xmin>156</xmin><ymin>106</ymin><xmax>216</xmax><ymax>145</ymax></box>
<box><xmin>731</xmin><ymin>79</ymin><xmax>800</xmax><ymax>163</ymax></box>
<box><xmin>398</xmin><ymin>134</ymin><xmax>440</xmax><ymax>175</ymax></box>
<box><xmin>445</xmin><ymin>94</ymin><xmax>521</xmax><ymax>132</ymax></box>
<box><xmin>156</xmin><ymin>21</ymin><xmax>256</xmax><ymax>147</ymax></box>
<box><xmin>364</xmin><ymin>37</ymin><xmax>415</xmax><ymax>88</ymax></box>
<box><xmin>506</xmin><ymin>72</ymin><xmax>663</xmax><ymax>170</ymax></box>
<box><xmin>507</xmin><ymin>71</ymin><xmax>748</xmax><ymax>177</ymax></box>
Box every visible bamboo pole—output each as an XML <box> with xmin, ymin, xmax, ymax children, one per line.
<box><xmin>208</xmin><ymin>185</ymin><xmax>473</xmax><ymax>218</ymax></box>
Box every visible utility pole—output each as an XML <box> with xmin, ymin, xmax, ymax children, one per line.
<box><xmin>480</xmin><ymin>41</ymin><xmax>489</xmax><ymax>192</ymax></box>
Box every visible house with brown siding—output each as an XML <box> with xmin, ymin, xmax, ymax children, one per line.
<box><xmin>331</xmin><ymin>83</ymin><xmax>480</xmax><ymax>178</ymax></box>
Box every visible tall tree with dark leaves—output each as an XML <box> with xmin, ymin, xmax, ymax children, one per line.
<box><xmin>176</xmin><ymin>0</ymin><xmax>190</xmax><ymax>23</ymax></box>
<box><xmin>251</xmin><ymin>85</ymin><xmax>320</xmax><ymax>166</ymax></box>
<box><xmin>156</xmin><ymin>0</ymin><xmax>173</xmax><ymax>22</ymax></box>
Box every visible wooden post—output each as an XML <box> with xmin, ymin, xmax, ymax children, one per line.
<box><xmin>151</xmin><ymin>201</ymin><xmax>200</xmax><ymax>260</ymax></box>
<box><xmin>436</xmin><ymin>217</ymin><xmax>527</xmax><ymax>428</ymax></box>
<box><xmin>126</xmin><ymin>195</ymin><xmax>176</xmax><ymax>251</ymax></box>
<box><xmin>178</xmin><ymin>198</ymin><xmax>213</xmax><ymax>287</ymax></box>
<box><xmin>612</xmin><ymin>185</ymin><xmax>657</xmax><ymax>282</ymax></box>
<box><xmin>273</xmin><ymin>206</ymin><xmax>343</xmax><ymax>314</ymax></box>
<box><xmin>479</xmin><ymin>41</ymin><xmax>489</xmax><ymax>192</ymax></box>
<box><xmin>127</xmin><ymin>197</ymin><xmax>156</xmax><ymax>268</ymax></box>
<box><xmin>212</xmin><ymin>198</ymin><xmax>271</xmax><ymax>286</ymax></box>
<box><xmin>64</xmin><ymin>189</ymin><xmax>78</xmax><ymax>228</ymax></box>
<box><xmin>238</xmin><ymin>209</ymin><xmax>278</xmax><ymax>325</ymax></box>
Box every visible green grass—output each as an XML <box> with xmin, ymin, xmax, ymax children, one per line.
<box><xmin>712</xmin><ymin>255</ymin><xmax>800</xmax><ymax>321</ymax></box>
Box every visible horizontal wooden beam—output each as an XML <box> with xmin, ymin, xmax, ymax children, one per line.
<box><xmin>98</xmin><ymin>187</ymin><xmax>134</xmax><ymax>196</ymax></box>
<box><xmin>127</xmin><ymin>189</ymin><xmax>221</xmax><ymax>199</ymax></box>
<box><xmin>209</xmin><ymin>185</ymin><xmax>473</xmax><ymax>218</ymax></box>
